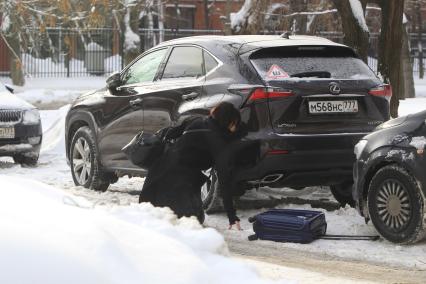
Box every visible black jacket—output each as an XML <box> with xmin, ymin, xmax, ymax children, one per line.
<box><xmin>139</xmin><ymin>116</ymin><xmax>245</xmax><ymax>224</ymax></box>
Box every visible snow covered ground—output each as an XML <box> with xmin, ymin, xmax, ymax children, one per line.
<box><xmin>0</xmin><ymin>175</ymin><xmax>278</xmax><ymax>284</ymax></box>
<box><xmin>1</xmin><ymin>78</ymin><xmax>426</xmax><ymax>282</ymax></box>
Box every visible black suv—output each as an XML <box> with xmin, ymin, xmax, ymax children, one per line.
<box><xmin>65</xmin><ymin>35</ymin><xmax>390</xmax><ymax>208</ymax></box>
<box><xmin>353</xmin><ymin>111</ymin><xmax>426</xmax><ymax>244</ymax></box>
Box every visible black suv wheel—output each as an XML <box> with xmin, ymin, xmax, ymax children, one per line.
<box><xmin>330</xmin><ymin>182</ymin><xmax>356</xmax><ymax>207</ymax></box>
<box><xmin>201</xmin><ymin>169</ymin><xmax>223</xmax><ymax>213</ymax></box>
<box><xmin>70</xmin><ymin>126</ymin><xmax>110</xmax><ymax>191</ymax></box>
<box><xmin>368</xmin><ymin>165</ymin><xmax>425</xmax><ymax>244</ymax></box>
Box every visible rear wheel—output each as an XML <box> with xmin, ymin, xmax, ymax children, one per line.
<box><xmin>70</xmin><ymin>126</ymin><xmax>110</xmax><ymax>192</ymax></box>
<box><xmin>368</xmin><ymin>165</ymin><xmax>425</xmax><ymax>244</ymax></box>
<box><xmin>330</xmin><ymin>182</ymin><xmax>355</xmax><ymax>207</ymax></box>
<box><xmin>201</xmin><ymin>169</ymin><xmax>224</xmax><ymax>213</ymax></box>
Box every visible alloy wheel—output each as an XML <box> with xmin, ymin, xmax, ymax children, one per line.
<box><xmin>376</xmin><ymin>179</ymin><xmax>412</xmax><ymax>231</ymax></box>
<box><xmin>201</xmin><ymin>169</ymin><xmax>211</xmax><ymax>202</ymax></box>
<box><xmin>72</xmin><ymin>137</ymin><xmax>92</xmax><ymax>185</ymax></box>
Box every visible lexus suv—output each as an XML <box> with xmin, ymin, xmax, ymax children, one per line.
<box><xmin>353</xmin><ymin>111</ymin><xmax>426</xmax><ymax>244</ymax></box>
<box><xmin>65</xmin><ymin>35</ymin><xmax>390</xmax><ymax>208</ymax></box>
<box><xmin>0</xmin><ymin>83</ymin><xmax>42</xmax><ymax>165</ymax></box>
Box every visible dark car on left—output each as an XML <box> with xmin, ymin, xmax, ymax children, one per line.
<box><xmin>353</xmin><ymin>110</ymin><xmax>426</xmax><ymax>244</ymax></box>
<box><xmin>0</xmin><ymin>83</ymin><xmax>42</xmax><ymax>165</ymax></box>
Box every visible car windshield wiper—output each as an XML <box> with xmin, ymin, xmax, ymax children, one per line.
<box><xmin>290</xmin><ymin>71</ymin><xmax>331</xmax><ymax>78</ymax></box>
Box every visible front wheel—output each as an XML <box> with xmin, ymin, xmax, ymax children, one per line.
<box><xmin>368</xmin><ymin>165</ymin><xmax>425</xmax><ymax>244</ymax></box>
<box><xmin>330</xmin><ymin>182</ymin><xmax>355</xmax><ymax>207</ymax></box>
<box><xmin>70</xmin><ymin>126</ymin><xmax>110</xmax><ymax>192</ymax></box>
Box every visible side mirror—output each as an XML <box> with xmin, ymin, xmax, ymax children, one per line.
<box><xmin>106</xmin><ymin>72</ymin><xmax>122</xmax><ymax>90</ymax></box>
<box><xmin>5</xmin><ymin>84</ymin><xmax>14</xmax><ymax>93</ymax></box>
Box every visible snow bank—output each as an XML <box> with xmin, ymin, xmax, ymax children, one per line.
<box><xmin>40</xmin><ymin>105</ymin><xmax>69</xmax><ymax>154</ymax></box>
<box><xmin>0</xmin><ymin>175</ymin><xmax>278</xmax><ymax>284</ymax></box>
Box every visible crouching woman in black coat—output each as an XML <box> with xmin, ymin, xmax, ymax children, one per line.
<box><xmin>139</xmin><ymin>102</ymin><xmax>245</xmax><ymax>229</ymax></box>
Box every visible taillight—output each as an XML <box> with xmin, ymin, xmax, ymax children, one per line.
<box><xmin>266</xmin><ymin>149</ymin><xmax>289</xmax><ymax>155</ymax></box>
<box><xmin>248</xmin><ymin>88</ymin><xmax>293</xmax><ymax>102</ymax></box>
<box><xmin>369</xmin><ymin>84</ymin><xmax>392</xmax><ymax>99</ymax></box>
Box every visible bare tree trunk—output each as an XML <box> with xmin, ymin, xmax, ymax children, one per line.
<box><xmin>158</xmin><ymin>0</ymin><xmax>165</xmax><ymax>43</ymax></box>
<box><xmin>231</xmin><ymin>0</ymin><xmax>269</xmax><ymax>35</ymax></box>
<box><xmin>203</xmin><ymin>0</ymin><xmax>209</xmax><ymax>29</ymax></box>
<box><xmin>402</xmin><ymin>8</ymin><xmax>416</xmax><ymax>98</ymax></box>
<box><xmin>332</xmin><ymin>0</ymin><xmax>369</xmax><ymax>63</ymax></box>
<box><xmin>123</xmin><ymin>5</ymin><xmax>141</xmax><ymax>65</ymax></box>
<box><xmin>378</xmin><ymin>0</ymin><xmax>405</xmax><ymax>117</ymax></box>
<box><xmin>6</xmin><ymin>34</ymin><xmax>25</xmax><ymax>86</ymax></box>
<box><xmin>415</xmin><ymin>0</ymin><xmax>424</xmax><ymax>78</ymax></box>
<box><xmin>289</xmin><ymin>0</ymin><xmax>308</xmax><ymax>34</ymax></box>
<box><xmin>224</xmin><ymin>0</ymin><xmax>232</xmax><ymax>35</ymax></box>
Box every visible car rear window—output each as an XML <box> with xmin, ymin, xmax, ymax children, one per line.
<box><xmin>250</xmin><ymin>46</ymin><xmax>376</xmax><ymax>81</ymax></box>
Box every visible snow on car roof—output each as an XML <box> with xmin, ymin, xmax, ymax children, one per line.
<box><xmin>0</xmin><ymin>84</ymin><xmax>35</xmax><ymax>110</ymax></box>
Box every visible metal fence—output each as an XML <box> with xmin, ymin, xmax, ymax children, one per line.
<box><xmin>0</xmin><ymin>28</ymin><xmax>425</xmax><ymax>78</ymax></box>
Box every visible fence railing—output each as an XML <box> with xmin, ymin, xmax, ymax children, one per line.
<box><xmin>0</xmin><ymin>28</ymin><xmax>424</xmax><ymax>78</ymax></box>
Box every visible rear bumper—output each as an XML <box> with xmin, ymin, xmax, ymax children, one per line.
<box><xmin>234</xmin><ymin>132</ymin><xmax>366</xmax><ymax>188</ymax></box>
<box><xmin>0</xmin><ymin>123</ymin><xmax>42</xmax><ymax>156</ymax></box>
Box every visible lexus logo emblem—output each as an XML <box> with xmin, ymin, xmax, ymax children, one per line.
<box><xmin>329</xmin><ymin>82</ymin><xmax>341</xmax><ymax>95</ymax></box>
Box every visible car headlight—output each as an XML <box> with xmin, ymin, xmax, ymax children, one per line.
<box><xmin>22</xmin><ymin>109</ymin><xmax>41</xmax><ymax>125</ymax></box>
<box><xmin>354</xmin><ymin>139</ymin><xmax>368</xmax><ymax>160</ymax></box>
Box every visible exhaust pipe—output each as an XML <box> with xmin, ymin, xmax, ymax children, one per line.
<box><xmin>248</xmin><ymin>174</ymin><xmax>284</xmax><ymax>185</ymax></box>
<box><xmin>261</xmin><ymin>174</ymin><xmax>283</xmax><ymax>184</ymax></box>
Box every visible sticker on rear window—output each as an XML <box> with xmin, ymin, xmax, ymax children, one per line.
<box><xmin>265</xmin><ymin>65</ymin><xmax>289</xmax><ymax>80</ymax></box>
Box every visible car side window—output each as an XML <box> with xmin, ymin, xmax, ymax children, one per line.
<box><xmin>161</xmin><ymin>46</ymin><xmax>203</xmax><ymax>80</ymax></box>
<box><xmin>122</xmin><ymin>48</ymin><xmax>168</xmax><ymax>85</ymax></box>
<box><xmin>204</xmin><ymin>51</ymin><xmax>218</xmax><ymax>74</ymax></box>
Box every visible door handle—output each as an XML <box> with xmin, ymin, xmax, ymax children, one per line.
<box><xmin>182</xmin><ymin>92</ymin><xmax>199</xmax><ymax>100</ymax></box>
<box><xmin>129</xmin><ymin>98</ymin><xmax>143</xmax><ymax>108</ymax></box>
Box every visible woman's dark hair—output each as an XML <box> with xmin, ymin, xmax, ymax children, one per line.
<box><xmin>210</xmin><ymin>102</ymin><xmax>241</xmax><ymax>130</ymax></box>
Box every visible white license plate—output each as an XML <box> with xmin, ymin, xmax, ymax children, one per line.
<box><xmin>0</xmin><ymin>127</ymin><xmax>15</xmax><ymax>139</ymax></box>
<box><xmin>308</xmin><ymin>100</ymin><xmax>358</xmax><ymax>114</ymax></box>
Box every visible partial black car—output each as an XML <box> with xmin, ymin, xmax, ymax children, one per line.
<box><xmin>0</xmin><ymin>83</ymin><xmax>42</xmax><ymax>165</ymax></box>
<box><xmin>353</xmin><ymin>111</ymin><xmax>426</xmax><ymax>244</ymax></box>
<box><xmin>65</xmin><ymin>35</ymin><xmax>390</xmax><ymax>208</ymax></box>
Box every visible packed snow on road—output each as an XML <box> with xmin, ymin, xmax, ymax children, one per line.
<box><xmin>1</xmin><ymin>78</ymin><xmax>426</xmax><ymax>283</ymax></box>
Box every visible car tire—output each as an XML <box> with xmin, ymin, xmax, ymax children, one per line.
<box><xmin>330</xmin><ymin>182</ymin><xmax>356</xmax><ymax>207</ymax></box>
<box><xmin>70</xmin><ymin>126</ymin><xmax>110</xmax><ymax>192</ymax></box>
<box><xmin>13</xmin><ymin>152</ymin><xmax>39</xmax><ymax>166</ymax></box>
<box><xmin>201</xmin><ymin>169</ymin><xmax>224</xmax><ymax>213</ymax></box>
<box><xmin>368</xmin><ymin>165</ymin><xmax>426</xmax><ymax>244</ymax></box>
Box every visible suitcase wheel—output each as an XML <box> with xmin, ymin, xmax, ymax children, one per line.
<box><xmin>248</xmin><ymin>234</ymin><xmax>258</xmax><ymax>241</ymax></box>
<box><xmin>248</xmin><ymin>216</ymin><xmax>256</xmax><ymax>223</ymax></box>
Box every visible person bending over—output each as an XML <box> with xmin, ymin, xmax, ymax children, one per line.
<box><xmin>139</xmin><ymin>102</ymin><xmax>245</xmax><ymax>229</ymax></box>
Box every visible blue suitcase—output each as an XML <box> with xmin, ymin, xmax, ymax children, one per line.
<box><xmin>248</xmin><ymin>209</ymin><xmax>327</xmax><ymax>244</ymax></box>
